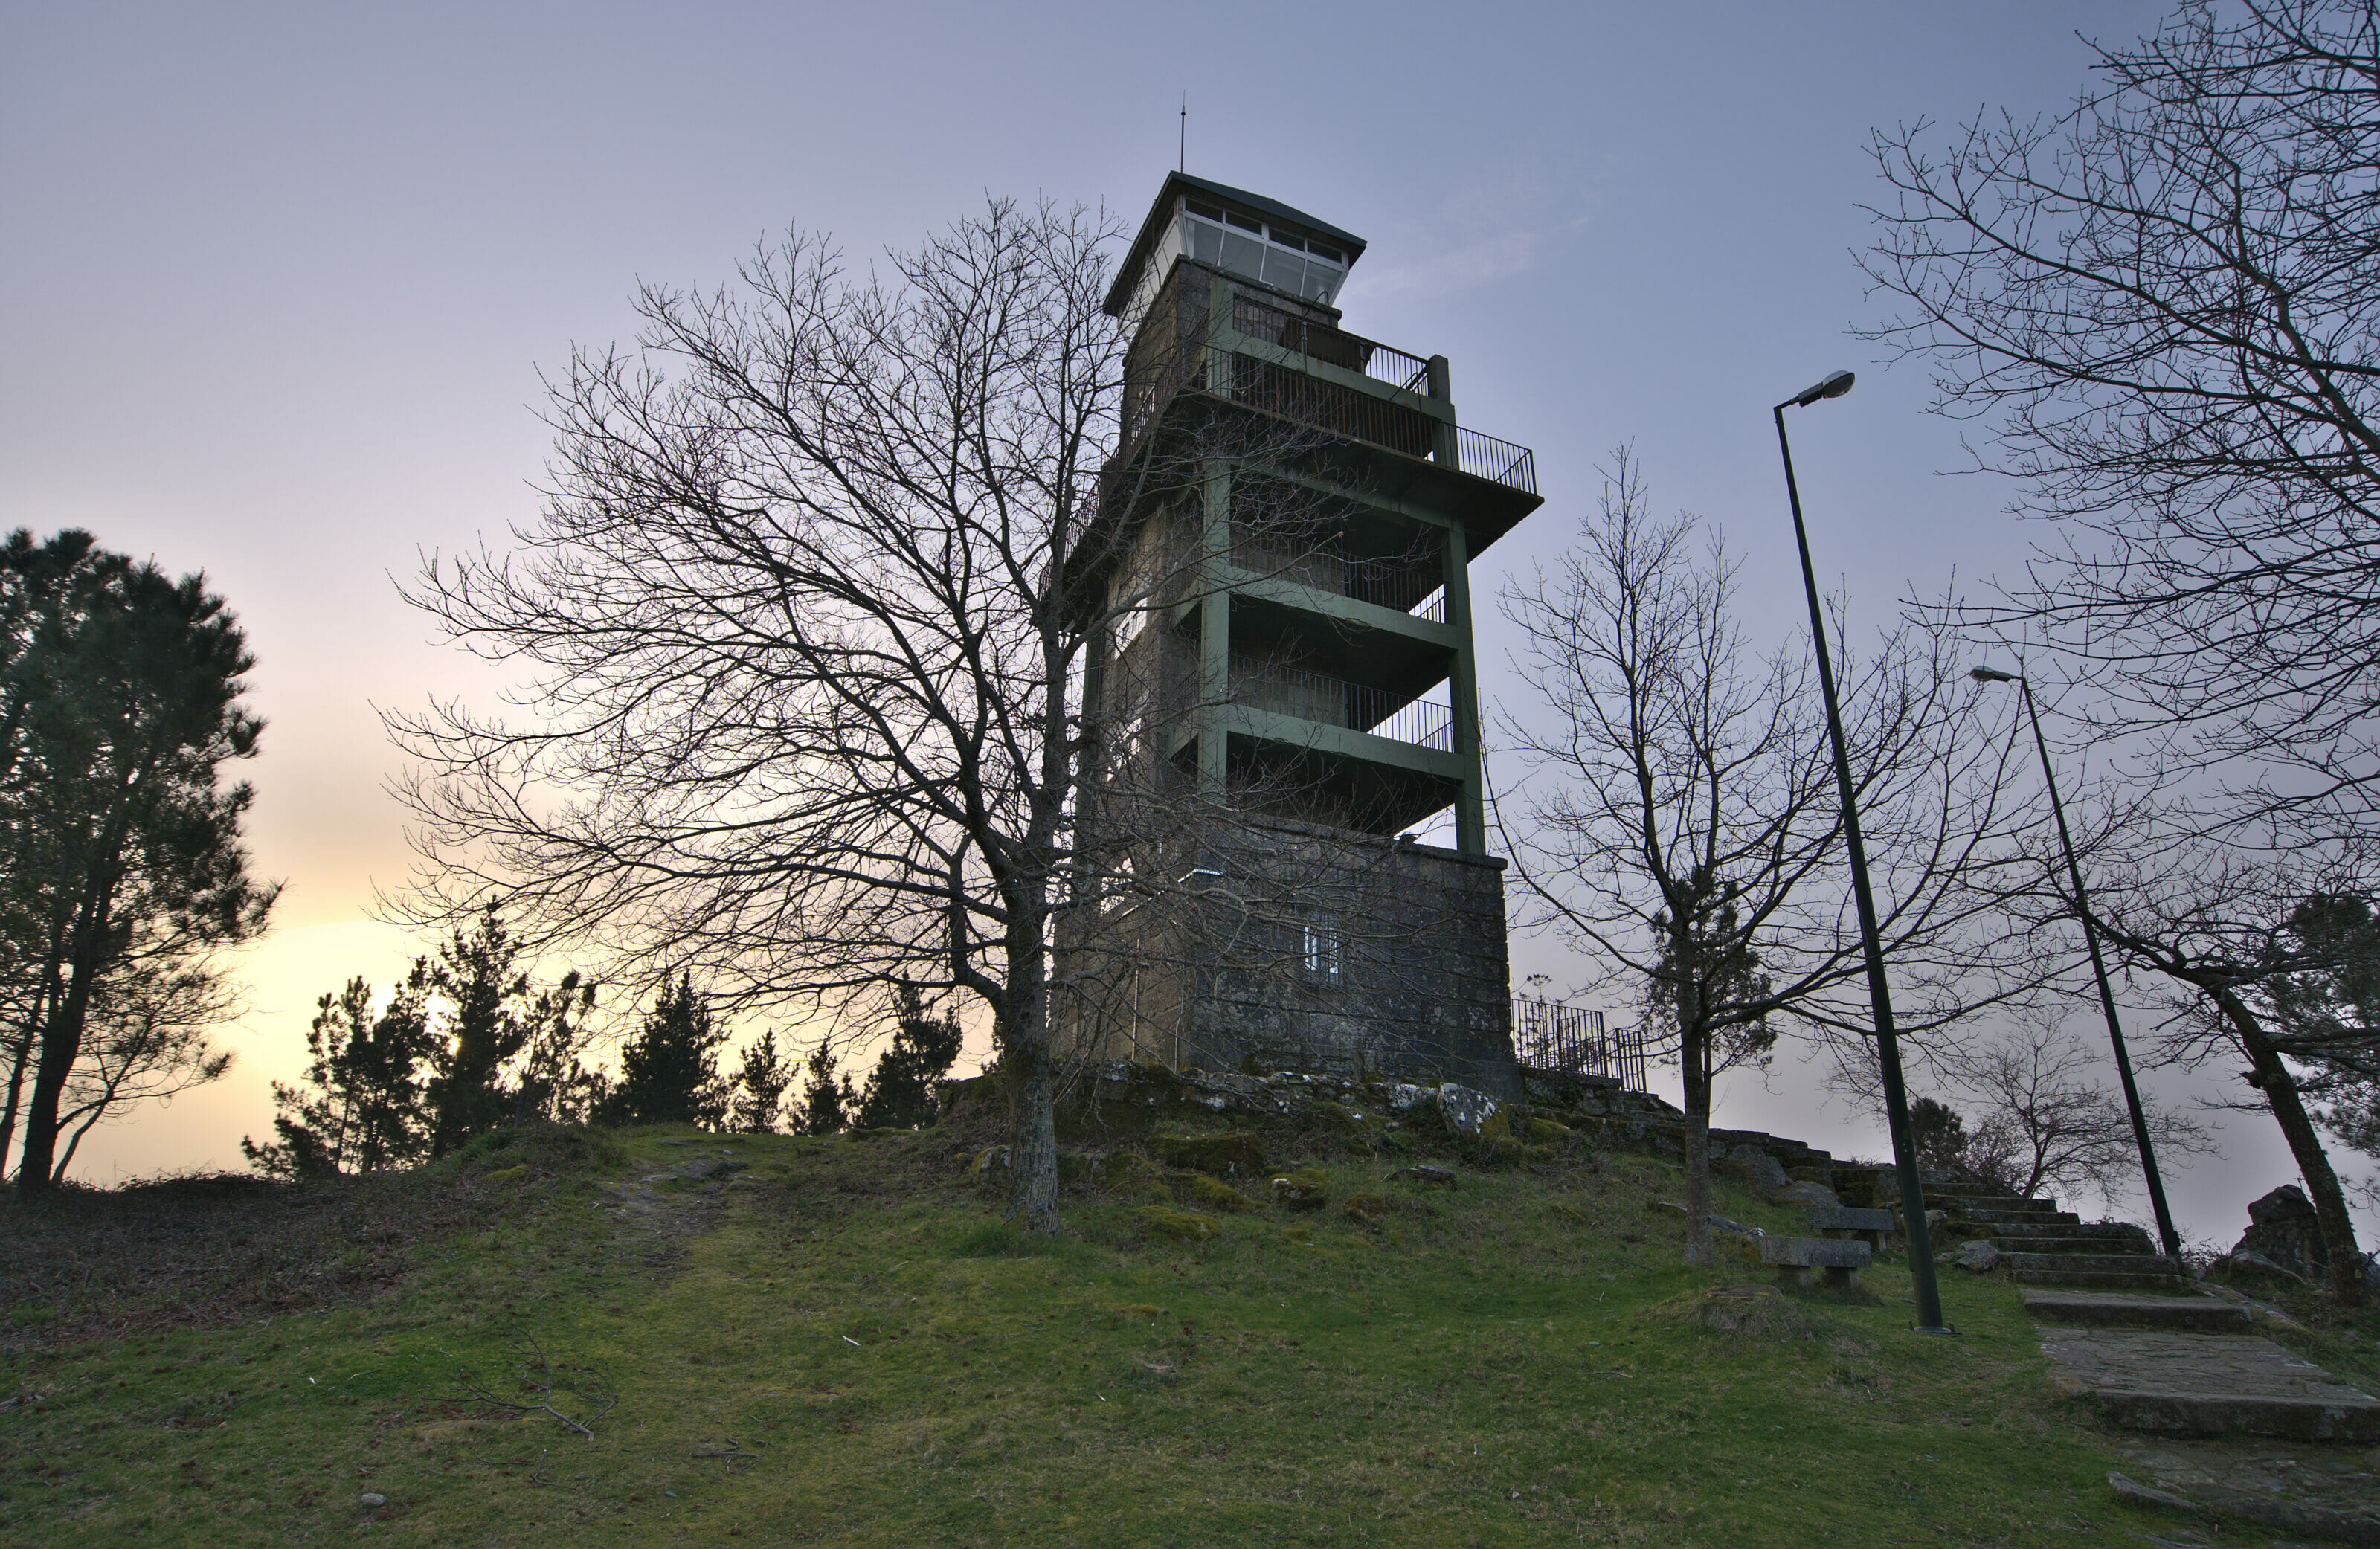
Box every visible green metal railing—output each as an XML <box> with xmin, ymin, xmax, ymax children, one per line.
<box><xmin>1111</xmin><ymin>263</ymin><xmax>1541</xmax><ymax>500</ymax></box>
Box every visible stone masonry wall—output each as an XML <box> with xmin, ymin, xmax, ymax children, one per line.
<box><xmin>1056</xmin><ymin>821</ymin><xmax>1520</xmax><ymax>1098</ymax></box>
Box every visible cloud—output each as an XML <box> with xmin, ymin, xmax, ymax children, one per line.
<box><xmin>1337</xmin><ymin>165</ymin><xmax>1606</xmax><ymax>307</ymax></box>
<box><xmin>1345</xmin><ymin>228</ymin><xmax>1546</xmax><ymax>304</ymax></box>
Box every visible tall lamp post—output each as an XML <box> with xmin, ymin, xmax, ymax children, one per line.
<box><xmin>1773</xmin><ymin>370</ymin><xmax>1949</xmax><ymax>1334</ymax></box>
<box><xmin>1970</xmin><ymin>666</ymin><xmax>2183</xmax><ymax>1261</ymax></box>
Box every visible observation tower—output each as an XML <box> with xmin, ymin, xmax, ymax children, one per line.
<box><xmin>1064</xmin><ymin>173</ymin><xmax>1544</xmax><ymax>1093</ymax></box>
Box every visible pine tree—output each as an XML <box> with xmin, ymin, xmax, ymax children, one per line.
<box><xmin>421</xmin><ymin>903</ymin><xmax>593</xmax><ymax>1153</ymax></box>
<box><xmin>727</xmin><ymin>1031</ymin><xmax>796</xmax><ymax>1134</ymax></box>
<box><xmin>793</xmin><ymin>1045</ymin><xmax>854</xmax><ymax>1136</ymax></box>
<box><xmin>603</xmin><ymin>973</ymin><xmax>727</xmax><ymax>1128</ymax></box>
<box><xmin>855</xmin><ymin>982</ymin><xmax>963</xmax><ymax>1130</ymax></box>
<box><xmin>243</xmin><ymin>969</ymin><xmax>434</xmax><ymax>1177</ymax></box>
<box><xmin>1908</xmin><ymin>1097</ymin><xmax>1970</xmax><ymax>1177</ymax></box>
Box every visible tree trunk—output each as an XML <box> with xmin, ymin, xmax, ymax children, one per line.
<box><xmin>15</xmin><ymin>871</ymin><xmax>117</xmax><ymax>1190</ymax></box>
<box><xmin>1002</xmin><ymin>921</ymin><xmax>1061</xmax><ymax>1235</ymax></box>
<box><xmin>1681</xmin><ymin>1022</ymin><xmax>1714</xmax><ymax>1266</ymax></box>
<box><xmin>51</xmin><ymin>1101</ymin><xmax>105</xmax><ymax>1183</ymax></box>
<box><xmin>15</xmin><ymin>953</ymin><xmax>97</xmax><ymax>1189</ymax></box>
<box><xmin>1005</xmin><ymin>1032</ymin><xmax>1061</xmax><ymax>1235</ymax></box>
<box><xmin>0</xmin><ymin>977</ymin><xmax>48</xmax><ymax>1176</ymax></box>
<box><xmin>2214</xmin><ymin>985</ymin><xmax>2365</xmax><ymax>1306</ymax></box>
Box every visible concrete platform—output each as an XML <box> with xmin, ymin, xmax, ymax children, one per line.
<box><xmin>2040</xmin><ymin>1327</ymin><xmax>2380</xmax><ymax>1442</ymax></box>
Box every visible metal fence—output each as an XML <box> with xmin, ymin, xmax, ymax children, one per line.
<box><xmin>1451</xmin><ymin>425</ymin><xmax>1538</xmax><ymax>495</ymax></box>
<box><xmin>1511</xmin><ymin>998</ymin><xmax>1647</xmax><ymax>1090</ymax></box>
<box><xmin>1232</xmin><ymin>294</ymin><xmax>1435</xmax><ymax>396</ymax></box>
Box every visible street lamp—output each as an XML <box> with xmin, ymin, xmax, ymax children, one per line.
<box><xmin>1970</xmin><ymin>665</ymin><xmax>2183</xmax><ymax>1261</ymax></box>
<box><xmin>1773</xmin><ymin>370</ymin><xmax>1951</xmax><ymax>1335</ymax></box>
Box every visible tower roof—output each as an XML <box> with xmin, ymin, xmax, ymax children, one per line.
<box><xmin>1104</xmin><ymin>172</ymin><xmax>1368</xmax><ymax>317</ymax></box>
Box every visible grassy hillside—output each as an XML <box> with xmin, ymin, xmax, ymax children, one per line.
<box><xmin>0</xmin><ymin>1112</ymin><xmax>2309</xmax><ymax>1547</ymax></box>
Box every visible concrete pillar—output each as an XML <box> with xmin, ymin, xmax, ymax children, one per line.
<box><xmin>1442</xmin><ymin>520</ymin><xmax>1487</xmax><ymax>855</ymax></box>
<box><xmin>1427</xmin><ymin>355</ymin><xmax>1458</xmax><ymax>471</ymax></box>
<box><xmin>1197</xmin><ymin>465</ymin><xmax>1232</xmax><ymax>791</ymax></box>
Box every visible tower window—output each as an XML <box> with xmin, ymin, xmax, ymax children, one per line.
<box><xmin>1302</xmin><ymin>921</ymin><xmax>1344</xmax><ymax>982</ymax></box>
<box><xmin>1177</xmin><ymin>203</ymin><xmax>1350</xmax><ymax>306</ymax></box>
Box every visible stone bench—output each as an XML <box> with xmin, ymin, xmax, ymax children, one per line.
<box><xmin>1805</xmin><ymin>1203</ymin><xmax>1894</xmax><ymax>1251</ymax></box>
<box><xmin>1759</xmin><ymin>1235</ymin><xmax>1873</xmax><ymax>1289</ymax></box>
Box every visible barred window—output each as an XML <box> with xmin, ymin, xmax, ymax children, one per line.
<box><xmin>1302</xmin><ymin>920</ymin><xmax>1344</xmax><ymax>982</ymax></box>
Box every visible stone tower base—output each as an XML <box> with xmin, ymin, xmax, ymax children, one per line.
<box><xmin>1058</xmin><ymin>819</ymin><xmax>1519</xmax><ymax>1098</ymax></box>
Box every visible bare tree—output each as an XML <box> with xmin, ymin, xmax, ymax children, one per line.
<box><xmin>1925</xmin><ymin>1011</ymin><xmax>2219</xmax><ymax>1208</ymax></box>
<box><xmin>390</xmin><ymin>199</ymin><xmax>1310</xmax><ymax>1232</ymax></box>
<box><xmin>2074</xmin><ymin>843</ymin><xmax>2371</xmax><ymax>1301</ymax></box>
<box><xmin>1497</xmin><ymin>451</ymin><xmax>2045</xmax><ymax>1263</ymax></box>
<box><xmin>1862</xmin><ymin>0</ymin><xmax>2380</xmax><ymax>843</ymax></box>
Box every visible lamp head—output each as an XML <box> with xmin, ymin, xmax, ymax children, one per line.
<box><xmin>1792</xmin><ymin>370</ymin><xmax>1856</xmax><ymax>408</ymax></box>
<box><xmin>1969</xmin><ymin>666</ymin><xmax>2019</xmax><ymax>684</ymax></box>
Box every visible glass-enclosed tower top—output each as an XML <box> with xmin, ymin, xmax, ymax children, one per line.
<box><xmin>1108</xmin><ymin>173</ymin><xmax>1368</xmax><ymax>326</ymax></box>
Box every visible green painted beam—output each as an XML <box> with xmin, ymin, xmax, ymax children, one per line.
<box><xmin>1214</xmin><ymin>564</ymin><xmax>1461</xmax><ymax>649</ymax></box>
<box><xmin>1162</xmin><ymin>703</ymin><xmax>1468</xmax><ymax>783</ymax></box>
<box><xmin>1441</xmin><ymin>522</ymin><xmax>1488</xmax><ymax>855</ymax></box>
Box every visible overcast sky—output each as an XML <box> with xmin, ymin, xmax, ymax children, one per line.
<box><xmin>7</xmin><ymin>1</ymin><xmax>2329</xmax><ymax>1246</ymax></box>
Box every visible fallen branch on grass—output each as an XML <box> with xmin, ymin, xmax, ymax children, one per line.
<box><xmin>446</xmin><ymin>1330</ymin><xmax>615</xmax><ymax>1440</ymax></box>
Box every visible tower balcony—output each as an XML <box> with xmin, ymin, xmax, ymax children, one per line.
<box><xmin>1227</xmin><ymin>531</ymin><xmax>1447</xmax><ymax>625</ymax></box>
<box><xmin>1112</xmin><ymin>261</ymin><xmax>1543</xmax><ymax>551</ymax></box>
<box><xmin>1151</xmin><ymin>652</ymin><xmax>1466</xmax><ymax>837</ymax></box>
<box><xmin>1228</xmin><ymin>656</ymin><xmax>1454</xmax><ymax>752</ymax></box>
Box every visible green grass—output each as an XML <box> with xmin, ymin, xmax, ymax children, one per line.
<box><xmin>0</xmin><ymin>1122</ymin><xmax>2262</xmax><ymax>1545</ymax></box>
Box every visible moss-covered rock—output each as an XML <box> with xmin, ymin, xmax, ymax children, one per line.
<box><xmin>1270</xmin><ymin>1166</ymin><xmax>1331</xmax><ymax>1211</ymax></box>
<box><xmin>1186</xmin><ymin>1173</ymin><xmax>1254</xmax><ymax>1213</ymax></box>
<box><xmin>1136</xmin><ymin>1205</ymin><xmax>1221</xmax><ymax>1243</ymax></box>
<box><xmin>1154</xmin><ymin>1131</ymin><xmax>1267</xmax><ymax>1177</ymax></box>
<box><xmin>971</xmin><ymin>1145</ymin><xmax>1010</xmax><ymax>1184</ymax></box>
<box><xmin>1302</xmin><ymin>1100</ymin><xmax>1361</xmax><ymax>1131</ymax></box>
<box><xmin>1525</xmin><ymin>1118</ymin><xmax>1572</xmax><ymax>1144</ymax></box>
<box><xmin>1096</xmin><ymin>1151</ymin><xmax>1171</xmax><ymax>1201</ymax></box>
<box><xmin>1475</xmin><ymin>1135</ymin><xmax>1525</xmax><ymax>1168</ymax></box>
<box><xmin>1341</xmin><ymin>1191</ymin><xmax>1390</xmax><ymax>1226</ymax></box>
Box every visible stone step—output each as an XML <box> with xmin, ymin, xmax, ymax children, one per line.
<box><xmin>2040</xmin><ymin>1328</ymin><xmax>2380</xmax><ymax>1442</ymax></box>
<box><xmin>2006</xmin><ymin>1251</ymin><xmax>2183</xmax><ymax>1276</ymax></box>
<box><xmin>2022</xmin><ymin>1290</ymin><xmax>2251</xmax><ymax>1333</ymax></box>
<box><xmin>1988</xmin><ymin>1220</ymin><xmax>2142</xmax><ymax>1240</ymax></box>
<box><xmin>2093</xmin><ymin>1388</ymin><xmax>2380</xmax><ymax>1442</ymax></box>
<box><xmin>1947</xmin><ymin>1194</ymin><xmax>2060</xmax><ymax>1211</ymax></box>
<box><xmin>1958</xmin><ymin>1205</ymin><xmax>2080</xmax><ymax>1226</ymax></box>
<box><xmin>2016</xmin><ymin>1267</ymin><xmax>2197</xmax><ymax>1292</ymax></box>
<box><xmin>2002</xmin><ymin>1235</ymin><xmax>2158</xmax><ymax>1255</ymax></box>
